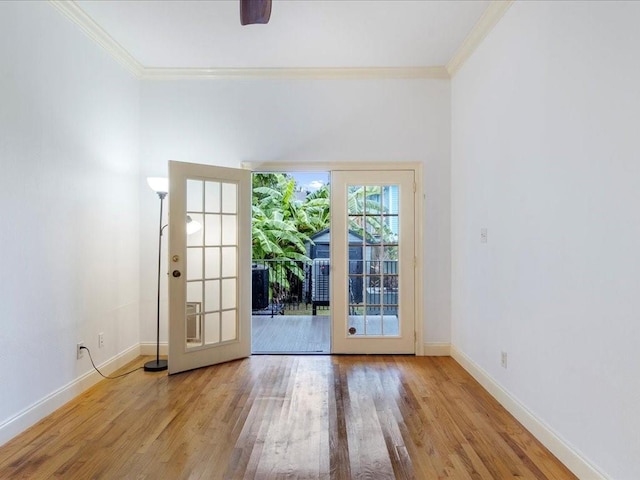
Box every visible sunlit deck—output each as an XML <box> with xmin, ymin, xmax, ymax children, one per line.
<box><xmin>251</xmin><ymin>314</ymin><xmax>400</xmax><ymax>354</ymax></box>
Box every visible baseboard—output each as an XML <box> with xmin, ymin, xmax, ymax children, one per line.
<box><xmin>450</xmin><ymin>346</ymin><xmax>607</xmax><ymax>480</ymax></box>
<box><xmin>423</xmin><ymin>342</ymin><xmax>451</xmax><ymax>356</ymax></box>
<box><xmin>139</xmin><ymin>342</ymin><xmax>168</xmax><ymax>356</ymax></box>
<box><xmin>0</xmin><ymin>343</ymin><xmax>140</xmax><ymax>447</ymax></box>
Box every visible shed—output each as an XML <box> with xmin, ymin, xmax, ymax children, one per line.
<box><xmin>305</xmin><ymin>228</ymin><xmax>365</xmax><ymax>313</ymax></box>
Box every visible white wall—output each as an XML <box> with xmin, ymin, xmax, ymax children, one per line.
<box><xmin>0</xmin><ymin>2</ymin><xmax>140</xmax><ymax>444</ymax></box>
<box><xmin>451</xmin><ymin>2</ymin><xmax>640</xmax><ymax>478</ymax></box>
<box><xmin>138</xmin><ymin>78</ymin><xmax>451</xmax><ymax>347</ymax></box>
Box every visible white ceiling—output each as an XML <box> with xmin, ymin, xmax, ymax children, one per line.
<box><xmin>73</xmin><ymin>0</ymin><xmax>491</xmax><ymax>70</ymax></box>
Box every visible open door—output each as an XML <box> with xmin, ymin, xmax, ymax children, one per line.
<box><xmin>168</xmin><ymin>161</ymin><xmax>251</xmax><ymax>374</ymax></box>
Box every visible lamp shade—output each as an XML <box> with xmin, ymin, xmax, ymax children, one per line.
<box><xmin>186</xmin><ymin>216</ymin><xmax>202</xmax><ymax>235</ymax></box>
<box><xmin>147</xmin><ymin>177</ymin><xmax>169</xmax><ymax>194</ymax></box>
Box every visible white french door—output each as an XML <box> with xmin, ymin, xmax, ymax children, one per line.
<box><xmin>331</xmin><ymin>170</ymin><xmax>416</xmax><ymax>354</ymax></box>
<box><xmin>168</xmin><ymin>161</ymin><xmax>251</xmax><ymax>374</ymax></box>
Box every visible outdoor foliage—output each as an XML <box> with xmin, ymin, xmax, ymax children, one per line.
<box><xmin>252</xmin><ymin>173</ymin><xmax>329</xmax><ymax>294</ymax></box>
<box><xmin>251</xmin><ymin>173</ymin><xmax>397</xmax><ymax>302</ymax></box>
<box><xmin>346</xmin><ymin>186</ymin><xmax>395</xmax><ymax>244</ymax></box>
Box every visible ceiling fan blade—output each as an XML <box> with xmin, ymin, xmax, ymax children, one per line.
<box><xmin>240</xmin><ymin>0</ymin><xmax>272</xmax><ymax>25</ymax></box>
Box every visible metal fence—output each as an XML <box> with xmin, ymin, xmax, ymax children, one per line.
<box><xmin>251</xmin><ymin>259</ymin><xmax>326</xmax><ymax>316</ymax></box>
<box><xmin>251</xmin><ymin>258</ymin><xmax>398</xmax><ymax>317</ymax></box>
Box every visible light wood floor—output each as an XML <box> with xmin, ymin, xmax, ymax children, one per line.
<box><xmin>0</xmin><ymin>355</ymin><xmax>576</xmax><ymax>479</ymax></box>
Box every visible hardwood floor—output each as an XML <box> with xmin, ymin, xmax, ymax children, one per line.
<box><xmin>0</xmin><ymin>355</ymin><xmax>576</xmax><ymax>479</ymax></box>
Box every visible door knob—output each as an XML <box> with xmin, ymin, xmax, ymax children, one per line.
<box><xmin>172</xmin><ymin>270</ymin><xmax>181</xmax><ymax>278</ymax></box>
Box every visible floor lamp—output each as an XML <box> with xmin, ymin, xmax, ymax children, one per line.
<box><xmin>145</xmin><ymin>177</ymin><xmax>169</xmax><ymax>372</ymax></box>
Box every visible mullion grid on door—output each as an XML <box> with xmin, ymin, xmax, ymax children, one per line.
<box><xmin>348</xmin><ymin>183</ymin><xmax>400</xmax><ymax>337</ymax></box>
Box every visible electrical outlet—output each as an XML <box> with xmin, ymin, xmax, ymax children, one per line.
<box><xmin>77</xmin><ymin>342</ymin><xmax>85</xmax><ymax>359</ymax></box>
<box><xmin>481</xmin><ymin>228</ymin><xmax>488</xmax><ymax>244</ymax></box>
<box><xmin>98</xmin><ymin>333</ymin><xmax>104</xmax><ymax>348</ymax></box>
<box><xmin>501</xmin><ymin>351</ymin><xmax>508</xmax><ymax>369</ymax></box>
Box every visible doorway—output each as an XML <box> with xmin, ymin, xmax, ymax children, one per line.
<box><xmin>250</xmin><ymin>171</ymin><xmax>332</xmax><ymax>354</ymax></box>
<box><xmin>249</xmin><ymin>166</ymin><xmax>419</xmax><ymax>355</ymax></box>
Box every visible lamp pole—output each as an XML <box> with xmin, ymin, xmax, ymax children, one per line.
<box><xmin>144</xmin><ymin>190</ymin><xmax>168</xmax><ymax>372</ymax></box>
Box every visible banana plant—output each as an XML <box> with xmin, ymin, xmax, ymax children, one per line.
<box><xmin>252</xmin><ymin>174</ymin><xmax>314</xmax><ymax>296</ymax></box>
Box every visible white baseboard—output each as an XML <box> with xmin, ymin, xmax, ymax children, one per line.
<box><xmin>0</xmin><ymin>343</ymin><xmax>140</xmax><ymax>447</ymax></box>
<box><xmin>139</xmin><ymin>342</ymin><xmax>168</xmax><ymax>356</ymax></box>
<box><xmin>423</xmin><ymin>342</ymin><xmax>451</xmax><ymax>356</ymax></box>
<box><xmin>450</xmin><ymin>346</ymin><xmax>607</xmax><ymax>480</ymax></box>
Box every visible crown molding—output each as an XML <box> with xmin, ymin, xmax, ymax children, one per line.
<box><xmin>446</xmin><ymin>0</ymin><xmax>514</xmax><ymax>77</ymax></box>
<box><xmin>48</xmin><ymin>0</ymin><xmax>144</xmax><ymax>78</ymax></box>
<box><xmin>48</xmin><ymin>1</ymin><xmax>450</xmax><ymax>81</ymax></box>
<box><xmin>140</xmin><ymin>66</ymin><xmax>450</xmax><ymax>81</ymax></box>
<box><xmin>52</xmin><ymin>0</ymin><xmax>513</xmax><ymax>82</ymax></box>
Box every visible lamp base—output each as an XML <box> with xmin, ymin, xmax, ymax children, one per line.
<box><xmin>144</xmin><ymin>359</ymin><xmax>168</xmax><ymax>372</ymax></box>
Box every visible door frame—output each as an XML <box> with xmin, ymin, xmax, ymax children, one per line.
<box><xmin>244</xmin><ymin>161</ymin><xmax>424</xmax><ymax>356</ymax></box>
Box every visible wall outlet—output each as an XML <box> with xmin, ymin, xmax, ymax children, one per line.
<box><xmin>98</xmin><ymin>333</ymin><xmax>104</xmax><ymax>348</ymax></box>
<box><xmin>480</xmin><ymin>228</ymin><xmax>488</xmax><ymax>244</ymax></box>
<box><xmin>501</xmin><ymin>351</ymin><xmax>508</xmax><ymax>369</ymax></box>
<box><xmin>77</xmin><ymin>342</ymin><xmax>85</xmax><ymax>359</ymax></box>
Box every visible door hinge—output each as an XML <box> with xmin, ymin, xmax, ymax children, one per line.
<box><xmin>413</xmin><ymin>182</ymin><xmax>417</xmax><ymax>193</ymax></box>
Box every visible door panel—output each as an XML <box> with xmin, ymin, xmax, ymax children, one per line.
<box><xmin>168</xmin><ymin>161</ymin><xmax>251</xmax><ymax>374</ymax></box>
<box><xmin>332</xmin><ymin>170</ymin><xmax>415</xmax><ymax>354</ymax></box>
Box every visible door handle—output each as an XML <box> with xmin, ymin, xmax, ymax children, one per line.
<box><xmin>172</xmin><ymin>270</ymin><xmax>181</xmax><ymax>278</ymax></box>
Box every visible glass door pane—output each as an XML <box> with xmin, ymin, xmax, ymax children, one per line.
<box><xmin>346</xmin><ymin>185</ymin><xmax>399</xmax><ymax>337</ymax></box>
<box><xmin>185</xmin><ymin>179</ymin><xmax>238</xmax><ymax>350</ymax></box>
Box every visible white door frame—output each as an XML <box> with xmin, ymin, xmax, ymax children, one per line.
<box><xmin>244</xmin><ymin>161</ymin><xmax>424</xmax><ymax>356</ymax></box>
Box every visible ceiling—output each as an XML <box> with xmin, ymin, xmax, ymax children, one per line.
<box><xmin>65</xmin><ymin>0</ymin><xmax>493</xmax><ymax>75</ymax></box>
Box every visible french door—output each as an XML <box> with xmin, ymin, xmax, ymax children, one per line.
<box><xmin>331</xmin><ymin>170</ymin><xmax>416</xmax><ymax>354</ymax></box>
<box><xmin>168</xmin><ymin>161</ymin><xmax>251</xmax><ymax>374</ymax></box>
